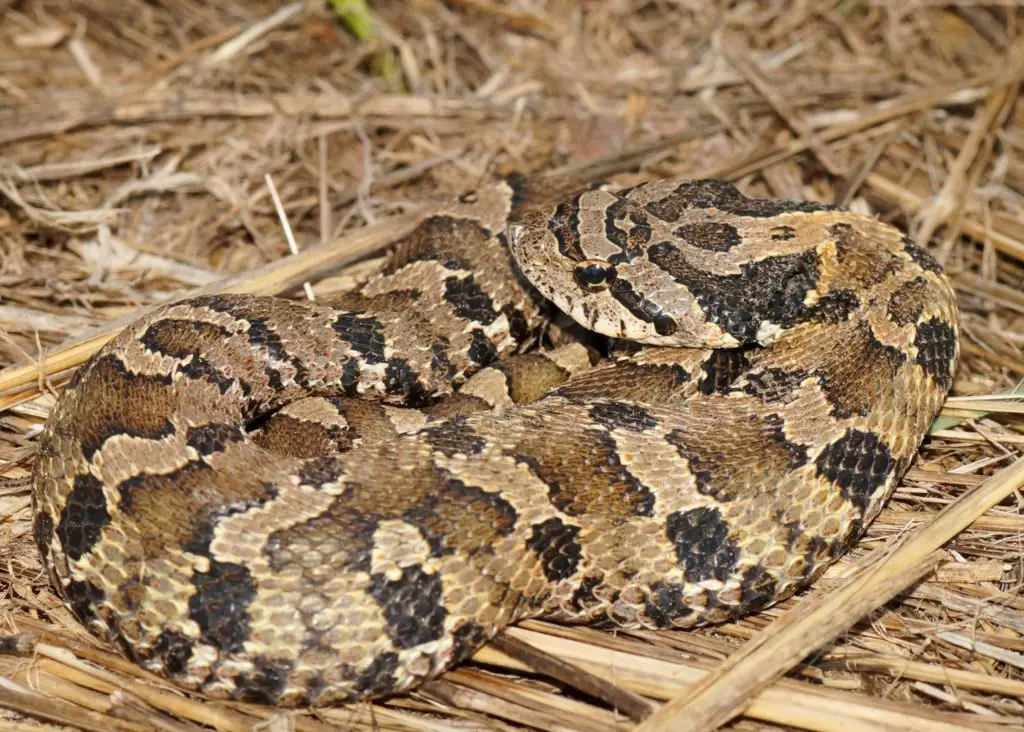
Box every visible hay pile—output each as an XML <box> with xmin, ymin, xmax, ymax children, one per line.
<box><xmin>0</xmin><ymin>1</ymin><xmax>1022</xmax><ymax>730</ymax></box>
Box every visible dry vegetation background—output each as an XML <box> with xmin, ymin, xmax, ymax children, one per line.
<box><xmin>1</xmin><ymin>0</ymin><xmax>1024</xmax><ymax>730</ymax></box>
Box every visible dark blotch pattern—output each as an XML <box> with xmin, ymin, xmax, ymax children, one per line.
<box><xmin>332</xmin><ymin>314</ymin><xmax>387</xmax><ymax>364</ymax></box>
<box><xmin>385</xmin><ymin>357</ymin><xmax>429</xmax><ymax>405</ymax></box>
<box><xmin>430</xmin><ymin>338</ymin><xmax>453</xmax><ymax>377</ymax></box>
<box><xmin>665</xmin><ymin>506</ymin><xmax>741</xmax><ymax>583</ymax></box>
<box><xmin>588</xmin><ymin>401</ymin><xmax>658</xmax><ymax>432</ymax></box>
<box><xmin>525</xmin><ymin>517</ymin><xmax>583</xmax><ymax>582</ymax></box>
<box><xmin>902</xmin><ymin>236</ymin><xmax>944</xmax><ymax>274</ymax></box>
<box><xmin>738</xmin><ymin>565</ymin><xmax>778</xmax><ymax>613</ymax></box>
<box><xmin>246</xmin><ymin>317</ymin><xmax>308</xmax><ymax>384</ymax></box>
<box><xmin>180</xmin><ymin>513</ymin><xmax>218</xmax><ymax>557</ymax></box>
<box><xmin>117</xmin><ymin>459</ymin><xmax>210</xmax><ymax>515</ymax></box>
<box><xmin>74</xmin><ymin>357</ymin><xmax>176</xmax><ymax>460</ymax></box>
<box><xmin>140</xmin><ymin>319</ymin><xmax>244</xmax><ymax>395</ymax></box>
<box><xmin>815</xmin><ymin>429</ymin><xmax>894</xmax><ymax>515</ymax></box>
<box><xmin>140</xmin><ymin>319</ymin><xmax>231</xmax><ymax>357</ymax></box>
<box><xmin>806</xmin><ymin>290</ymin><xmax>860</xmax><ymax>324</ymax></box>
<box><xmin>608</xmin><ymin>278</ymin><xmax>667</xmax><ymax>327</ymax></box>
<box><xmin>252</xmin><ymin>412</ymin><xmax>352</xmax><ymax>459</ymax></box>
<box><xmin>444</xmin><ymin>275</ymin><xmax>499</xmax><ymax>325</ymax></box>
<box><xmin>384</xmin><ymin>215</ymin><xmax>484</xmax><ymax>274</ymax></box>
<box><xmin>62</xmin><ymin>579</ymin><xmax>105</xmax><ymax>624</ymax></box>
<box><xmin>502</xmin><ymin>304</ymin><xmax>532</xmax><ymax>344</ymax></box>
<box><xmin>296</xmin><ymin>456</ymin><xmax>344</xmax><ymax>489</ymax></box>
<box><xmin>547</xmin><ymin>199</ymin><xmax>584</xmax><ymax>260</ymax></box>
<box><xmin>263</xmin><ymin>497</ymin><xmax>379</xmax><ymax>574</ymax></box>
<box><xmin>815</xmin><ymin>321</ymin><xmax>906</xmax><ymax>419</ymax></box>
<box><xmin>186</xmin><ymin>423</ymin><xmax>245</xmax><ymax>457</ymax></box>
<box><xmin>764</xmin><ymin>413</ymin><xmax>810</xmax><ymax>467</ymax></box>
<box><xmin>771</xmin><ymin>225</ymin><xmax>796</xmax><ymax>241</ymax></box>
<box><xmin>420</xmin><ymin>416</ymin><xmax>487</xmax><ymax>456</ymax></box>
<box><xmin>56</xmin><ymin>473</ymin><xmax>110</xmax><ymax>562</ymax></box>
<box><xmin>181</xmin><ymin>484</ymin><xmax>277</xmax><ymax>559</ymax></box>
<box><xmin>604</xmin><ymin>197</ymin><xmax>653</xmax><ymax>255</ymax></box>
<box><xmin>402</xmin><ymin>476</ymin><xmax>519</xmax><ymax>558</ymax></box>
<box><xmin>643</xmin><ymin>179</ymin><xmax>833</xmax><ymax>221</ymax></box>
<box><xmin>868</xmin><ymin>322</ymin><xmax>909</xmax><ymax>365</ymax></box>
<box><xmin>467</xmin><ymin>329</ymin><xmax>498</xmax><ymax>366</ymax></box>
<box><xmin>913</xmin><ymin>317</ymin><xmax>957</xmax><ymax>389</ymax></box>
<box><xmin>341</xmin><ymin>359</ymin><xmax>362</xmax><ymax>396</ymax></box>
<box><xmin>179</xmin><ymin>355</ymin><xmax>244</xmax><ymax>395</ymax></box>
<box><xmin>742</xmin><ymin>368</ymin><xmax>809</xmax><ymax>404</ymax></box>
<box><xmin>644</xmin><ymin>582</ymin><xmax>693</xmax><ymax>626</ymax></box>
<box><xmin>368</xmin><ymin>566</ymin><xmax>447</xmax><ymax>649</ymax></box>
<box><xmin>647</xmin><ymin>243</ymin><xmax>819</xmax><ymax>343</ymax></box>
<box><xmin>649</xmin><ymin>240</ymin><xmax>863</xmax><ymax>343</ymax></box>
<box><xmin>450</xmin><ymin>620</ymin><xmax>489</xmax><ymax>664</ymax></box>
<box><xmin>829</xmin><ymin>224</ymin><xmax>903</xmax><ymax>287</ymax></box>
<box><xmin>517</xmin><ymin>427</ymin><xmax>655</xmax><ymax>518</ymax></box>
<box><xmin>666</xmin><ymin>413</ymin><xmax>808</xmax><ymax>502</ymax></box>
<box><xmin>235</xmin><ymin>657</ymin><xmax>292</xmax><ymax>704</ymax></box>
<box><xmin>188</xmin><ymin>560</ymin><xmax>257</xmax><ymax>653</ymax></box>
<box><xmin>555</xmin><ymin>360</ymin><xmax>691</xmax><ymax>405</ymax></box>
<box><xmin>699</xmin><ymin>348</ymin><xmax>752</xmax><ymax>395</ymax></box>
<box><xmin>570</xmin><ymin>575</ymin><xmax>602</xmax><ymax>612</ymax></box>
<box><xmin>352</xmin><ymin>652</ymin><xmax>400</xmax><ymax>695</ymax></box>
<box><xmin>151</xmin><ymin>629</ymin><xmax>195</xmax><ymax>676</ymax></box>
<box><xmin>673</xmin><ymin>221</ymin><xmax>742</xmax><ymax>252</ymax></box>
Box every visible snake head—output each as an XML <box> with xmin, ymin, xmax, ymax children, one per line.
<box><xmin>505</xmin><ymin>191</ymin><xmax>744</xmax><ymax>349</ymax></box>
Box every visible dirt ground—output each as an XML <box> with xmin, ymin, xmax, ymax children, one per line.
<box><xmin>1</xmin><ymin>1</ymin><xmax>1023</xmax><ymax>730</ymax></box>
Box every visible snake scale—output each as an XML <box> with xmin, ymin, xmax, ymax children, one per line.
<box><xmin>33</xmin><ymin>175</ymin><xmax>959</xmax><ymax>706</ymax></box>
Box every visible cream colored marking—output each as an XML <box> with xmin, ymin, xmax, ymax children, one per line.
<box><xmin>546</xmin><ymin>343</ymin><xmax>592</xmax><ymax>374</ymax></box>
<box><xmin>369</xmin><ymin>520</ymin><xmax>434</xmax><ymax>579</ymax></box>
<box><xmin>605</xmin><ymin>422</ymin><xmax>703</xmax><ymax>520</ymax></box>
<box><xmin>458</xmin><ymin>368</ymin><xmax>513</xmax><ymax>409</ymax></box>
<box><xmin>277</xmin><ymin>397</ymin><xmax>350</xmax><ymax>430</ymax></box>
<box><xmin>432</xmin><ymin>181</ymin><xmax>514</xmax><ymax>234</ymax></box>
<box><xmin>93</xmin><ymin>431</ymin><xmax>194</xmax><ymax>492</ymax></box>
<box><xmin>384</xmin><ymin>406</ymin><xmax>429</xmax><ymax>433</ymax></box>
<box><xmin>207</xmin><ymin>482</ymin><xmax>344</xmax><ymax>565</ymax></box>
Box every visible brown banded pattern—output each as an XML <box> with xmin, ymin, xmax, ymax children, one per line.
<box><xmin>34</xmin><ymin>177</ymin><xmax>958</xmax><ymax>705</ymax></box>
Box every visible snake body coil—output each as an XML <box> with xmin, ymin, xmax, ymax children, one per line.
<box><xmin>33</xmin><ymin>177</ymin><xmax>959</xmax><ymax>705</ymax></box>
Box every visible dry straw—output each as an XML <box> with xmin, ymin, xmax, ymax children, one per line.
<box><xmin>0</xmin><ymin>2</ymin><xmax>1022</xmax><ymax>730</ymax></box>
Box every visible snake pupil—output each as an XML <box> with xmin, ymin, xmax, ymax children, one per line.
<box><xmin>574</xmin><ymin>260</ymin><xmax>617</xmax><ymax>291</ymax></box>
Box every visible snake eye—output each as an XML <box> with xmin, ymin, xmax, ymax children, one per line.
<box><xmin>574</xmin><ymin>259</ymin><xmax>617</xmax><ymax>291</ymax></box>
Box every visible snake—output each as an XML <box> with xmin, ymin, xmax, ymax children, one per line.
<box><xmin>32</xmin><ymin>175</ymin><xmax>959</xmax><ymax>706</ymax></box>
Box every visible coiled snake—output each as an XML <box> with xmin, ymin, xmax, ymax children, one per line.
<box><xmin>33</xmin><ymin>176</ymin><xmax>959</xmax><ymax>705</ymax></box>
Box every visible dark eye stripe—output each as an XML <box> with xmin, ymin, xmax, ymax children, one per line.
<box><xmin>571</xmin><ymin>259</ymin><xmax>676</xmax><ymax>336</ymax></box>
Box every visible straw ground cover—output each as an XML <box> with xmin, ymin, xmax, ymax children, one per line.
<box><xmin>1</xmin><ymin>1</ymin><xmax>1023</xmax><ymax>729</ymax></box>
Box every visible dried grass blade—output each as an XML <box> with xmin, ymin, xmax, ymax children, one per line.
<box><xmin>475</xmin><ymin>626</ymin><xmax>998</xmax><ymax>732</ymax></box>
<box><xmin>0</xmin><ymin>210</ymin><xmax>426</xmax><ymax>406</ymax></box>
<box><xmin>633</xmin><ymin>455</ymin><xmax>1024</xmax><ymax>732</ymax></box>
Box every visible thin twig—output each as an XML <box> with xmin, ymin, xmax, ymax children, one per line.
<box><xmin>265</xmin><ymin>173</ymin><xmax>314</xmax><ymax>301</ymax></box>
<box><xmin>489</xmin><ymin>631</ymin><xmax>654</xmax><ymax>722</ymax></box>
